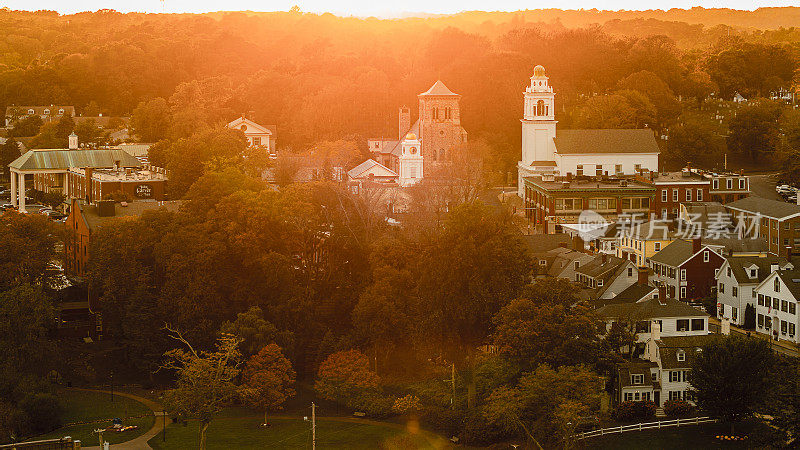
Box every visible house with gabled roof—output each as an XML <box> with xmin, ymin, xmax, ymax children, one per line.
<box><xmin>346</xmin><ymin>159</ymin><xmax>398</xmax><ymax>184</ymax></box>
<box><xmin>753</xmin><ymin>267</ymin><xmax>800</xmax><ymax>344</ymax></box>
<box><xmin>641</xmin><ymin>333</ymin><xmax>717</xmax><ymax>407</ymax></box>
<box><xmin>649</xmin><ymin>238</ymin><xmax>725</xmax><ymax>302</ymax></box>
<box><xmin>724</xmin><ymin>196</ymin><xmax>800</xmax><ymax>257</ymax></box>
<box><xmin>716</xmin><ymin>255</ymin><xmax>792</xmax><ymax>326</ymax></box>
<box><xmin>596</xmin><ymin>294</ymin><xmax>709</xmax><ymax>344</ymax></box>
<box><xmin>227</xmin><ymin>116</ymin><xmax>276</xmax><ymax>152</ymax></box>
<box><xmin>574</xmin><ymin>253</ymin><xmax>639</xmax><ymax>299</ymax></box>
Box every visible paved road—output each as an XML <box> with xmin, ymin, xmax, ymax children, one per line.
<box><xmin>709</xmin><ymin>318</ymin><xmax>799</xmax><ymax>358</ymax></box>
<box><xmin>73</xmin><ymin>388</ymin><xmax>164</xmax><ymax>450</ymax></box>
<box><xmin>748</xmin><ymin>173</ymin><xmax>783</xmax><ymax>201</ymax></box>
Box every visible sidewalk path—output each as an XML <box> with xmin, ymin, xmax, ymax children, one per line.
<box><xmin>709</xmin><ymin>317</ymin><xmax>799</xmax><ymax>357</ymax></box>
<box><xmin>72</xmin><ymin>388</ymin><xmax>164</xmax><ymax>450</ymax></box>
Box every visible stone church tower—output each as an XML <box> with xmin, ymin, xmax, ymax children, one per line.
<box><xmin>418</xmin><ymin>80</ymin><xmax>468</xmax><ymax>164</ymax></box>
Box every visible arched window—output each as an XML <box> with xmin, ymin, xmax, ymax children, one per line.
<box><xmin>445</xmin><ymin>107</ymin><xmax>452</xmax><ymax>119</ymax></box>
<box><xmin>431</xmin><ymin>149</ymin><xmax>437</xmax><ymax>161</ymax></box>
<box><xmin>536</xmin><ymin>100</ymin><xmax>545</xmax><ymax>116</ymax></box>
<box><xmin>27</xmin><ymin>108</ymin><xmax>35</xmax><ymax>115</ymax></box>
<box><xmin>432</xmin><ymin>108</ymin><xmax>439</xmax><ymax>119</ymax></box>
<box><xmin>439</xmin><ymin>148</ymin><xmax>446</xmax><ymax>160</ymax></box>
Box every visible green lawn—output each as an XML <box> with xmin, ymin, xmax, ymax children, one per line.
<box><xmin>148</xmin><ymin>416</ymin><xmax>447</xmax><ymax>450</ymax></box>
<box><xmin>584</xmin><ymin>420</ymin><xmax>775</xmax><ymax>449</ymax></box>
<box><xmin>34</xmin><ymin>389</ymin><xmax>154</xmax><ymax>446</ymax></box>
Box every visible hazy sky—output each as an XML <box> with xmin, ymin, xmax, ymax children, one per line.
<box><xmin>0</xmin><ymin>0</ymin><xmax>797</xmax><ymax>17</ymax></box>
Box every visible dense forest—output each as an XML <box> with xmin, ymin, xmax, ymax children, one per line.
<box><xmin>1</xmin><ymin>8</ymin><xmax>799</xmax><ymax>174</ymax></box>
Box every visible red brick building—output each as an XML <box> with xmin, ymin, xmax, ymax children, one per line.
<box><xmin>644</xmin><ymin>170</ymin><xmax>711</xmax><ymax>219</ymax></box>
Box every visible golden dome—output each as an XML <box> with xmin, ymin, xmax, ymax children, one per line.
<box><xmin>533</xmin><ymin>65</ymin><xmax>546</xmax><ymax>77</ymax></box>
<box><xmin>405</xmin><ymin>132</ymin><xmax>417</xmax><ymax>140</ymax></box>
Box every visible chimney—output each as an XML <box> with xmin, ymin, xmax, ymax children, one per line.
<box><xmin>84</xmin><ymin>168</ymin><xmax>94</xmax><ymax>204</ymax></box>
<box><xmin>398</xmin><ymin>106</ymin><xmax>411</xmax><ymax>140</ymax></box>
<box><xmin>693</xmin><ymin>237</ymin><xmax>701</xmax><ymax>254</ymax></box>
<box><xmin>638</xmin><ymin>267</ymin><xmax>648</xmax><ymax>285</ymax></box>
<box><xmin>68</xmin><ymin>132</ymin><xmax>78</xmax><ymax>150</ymax></box>
<box><xmin>771</xmin><ymin>263</ymin><xmax>779</xmax><ymax>273</ymax></box>
<box><xmin>658</xmin><ymin>284</ymin><xmax>667</xmax><ymax>301</ymax></box>
<box><xmin>786</xmin><ymin>246</ymin><xmax>793</xmax><ymax>261</ymax></box>
<box><xmin>572</xmin><ymin>235</ymin><xmax>584</xmax><ymax>252</ymax></box>
<box><xmin>651</xmin><ymin>320</ymin><xmax>661</xmax><ymax>341</ymax></box>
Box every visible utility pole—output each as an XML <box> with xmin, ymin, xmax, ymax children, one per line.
<box><xmin>311</xmin><ymin>402</ymin><xmax>316</xmax><ymax>450</ymax></box>
<box><xmin>451</xmin><ymin>363</ymin><xmax>455</xmax><ymax>408</ymax></box>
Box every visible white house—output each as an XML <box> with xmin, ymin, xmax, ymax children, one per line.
<box><xmin>639</xmin><ymin>332</ymin><xmax>716</xmax><ymax>407</ymax></box>
<box><xmin>597</xmin><ymin>294</ymin><xmax>709</xmax><ymax>343</ymax></box>
<box><xmin>227</xmin><ymin>116</ymin><xmax>275</xmax><ymax>152</ymax></box>
<box><xmin>347</xmin><ymin>159</ymin><xmax>398</xmax><ymax>184</ymax></box>
<box><xmin>517</xmin><ymin>65</ymin><xmax>660</xmax><ymax>197</ymax></box>
<box><xmin>753</xmin><ymin>267</ymin><xmax>800</xmax><ymax>344</ymax></box>
<box><xmin>715</xmin><ymin>256</ymin><xmax>792</xmax><ymax>326</ymax></box>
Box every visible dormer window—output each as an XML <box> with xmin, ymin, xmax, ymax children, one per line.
<box><xmin>749</xmin><ymin>268</ymin><xmax>758</xmax><ymax>278</ymax></box>
<box><xmin>677</xmin><ymin>350</ymin><xmax>685</xmax><ymax>362</ymax></box>
<box><xmin>58</xmin><ymin>108</ymin><xmax>65</xmax><ymax>114</ymax></box>
<box><xmin>43</xmin><ymin>108</ymin><xmax>50</xmax><ymax>115</ymax></box>
<box><xmin>27</xmin><ymin>108</ymin><xmax>35</xmax><ymax>115</ymax></box>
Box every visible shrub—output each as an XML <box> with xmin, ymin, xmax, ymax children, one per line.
<box><xmin>18</xmin><ymin>393</ymin><xmax>63</xmax><ymax>434</ymax></box>
<box><xmin>459</xmin><ymin>410</ymin><xmax>511</xmax><ymax>446</ymax></box>
<box><xmin>349</xmin><ymin>392</ymin><xmax>394</xmax><ymax>418</ymax></box>
<box><xmin>612</xmin><ymin>400</ymin><xmax>656</xmax><ymax>422</ymax></box>
<box><xmin>392</xmin><ymin>394</ymin><xmax>422</xmax><ymax>414</ymax></box>
<box><xmin>664</xmin><ymin>399</ymin><xmax>694</xmax><ymax>417</ymax></box>
<box><xmin>420</xmin><ymin>407</ymin><xmax>464</xmax><ymax>437</ymax></box>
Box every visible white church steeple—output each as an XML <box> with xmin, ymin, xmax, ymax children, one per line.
<box><xmin>399</xmin><ymin>132</ymin><xmax>423</xmax><ymax>187</ymax></box>
<box><xmin>518</xmin><ymin>65</ymin><xmax>559</xmax><ymax>197</ymax></box>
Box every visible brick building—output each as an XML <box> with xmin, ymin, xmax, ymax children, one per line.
<box><xmin>643</xmin><ymin>170</ymin><xmax>710</xmax><ymax>219</ymax></box>
<box><xmin>725</xmin><ymin>196</ymin><xmax>800</xmax><ymax>256</ymax></box>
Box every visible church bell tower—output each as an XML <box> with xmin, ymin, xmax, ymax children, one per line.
<box><xmin>518</xmin><ymin>65</ymin><xmax>558</xmax><ymax>196</ymax></box>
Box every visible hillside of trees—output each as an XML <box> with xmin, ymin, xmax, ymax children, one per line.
<box><xmin>1</xmin><ymin>8</ymin><xmax>799</xmax><ymax>175</ymax></box>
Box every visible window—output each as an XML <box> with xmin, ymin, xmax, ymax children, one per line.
<box><xmin>536</xmin><ymin>100</ymin><xmax>545</xmax><ymax>116</ymax></box>
<box><xmin>781</xmin><ymin>320</ymin><xmax>788</xmax><ymax>335</ymax></box>
<box><xmin>697</xmin><ymin>189</ymin><xmax>703</xmax><ymax>201</ymax></box>
<box><xmin>631</xmin><ymin>374</ymin><xmax>644</xmax><ymax>385</ymax></box>
<box><xmin>775</xmin><ymin>278</ymin><xmax>781</xmax><ymax>293</ymax></box>
<box><xmin>713</xmin><ymin>179</ymin><xmax>719</xmax><ymax>190</ymax></box>
<box><xmin>43</xmin><ymin>108</ymin><xmax>50</xmax><ymax>115</ymax></box>
<box><xmin>732</xmin><ymin>307</ymin><xmax>738</xmax><ymax>321</ymax></box>
<box><xmin>739</xmin><ymin>178</ymin><xmax>746</xmax><ymax>190</ymax></box>
<box><xmin>727</xmin><ymin>179</ymin><xmax>733</xmax><ymax>189</ymax></box>
<box><xmin>732</xmin><ymin>286</ymin><xmax>738</xmax><ymax>298</ymax></box>
<box><xmin>655</xmin><ymin>242</ymin><xmax>661</xmax><ymax>252</ymax></box>
<box><xmin>790</xmin><ymin>323</ymin><xmax>796</xmax><ymax>336</ymax></box>
<box><xmin>677</xmin><ymin>319</ymin><xmax>689</xmax><ymax>331</ymax></box>
<box><xmin>774</xmin><ymin>298</ymin><xmax>780</xmax><ymax>309</ymax></box>
<box><xmin>703</xmin><ymin>251</ymin><xmax>709</xmax><ymax>262</ymax></box>
<box><xmin>634</xmin><ymin>164</ymin><xmax>641</xmax><ymax>172</ymax></box>
<box><xmin>765</xmin><ymin>317</ymin><xmax>772</xmax><ymax>330</ymax></box>
<box><xmin>628</xmin><ymin>267</ymin><xmax>633</xmax><ymax>277</ymax></box>
<box><xmin>790</xmin><ymin>302</ymin><xmax>796</xmax><ymax>315</ymax></box>
<box><xmin>58</xmin><ymin>108</ymin><xmax>64</xmax><ymax>114</ymax></box>
<box><xmin>680</xmin><ymin>286</ymin><xmax>686</xmax><ymax>299</ymax></box>
<box><xmin>615</xmin><ymin>164</ymin><xmax>622</xmax><ymax>174</ymax></box>
<box><xmin>576</xmin><ymin>165</ymin><xmax>584</xmax><ymax>176</ymax></box>
<box><xmin>662</xmin><ymin>190</ymin><xmax>668</xmax><ymax>202</ymax></box>
<box><xmin>597</xmin><ymin>279</ymin><xmax>604</xmax><ymax>287</ymax></box>
<box><xmin>686</xmin><ymin>190</ymin><xmax>692</xmax><ymax>201</ymax></box>
<box><xmin>673</xmin><ymin>189</ymin><xmax>679</xmax><ymax>202</ymax></box>
<box><xmin>252</xmin><ymin>137</ymin><xmax>261</xmax><ymax>146</ymax></box>
<box><xmin>432</xmin><ymin>108</ymin><xmax>439</xmax><ymax>119</ymax></box>
<box><xmin>539</xmin><ymin>259</ymin><xmax>547</xmax><ymax>266</ymax></box>
<box><xmin>574</xmin><ymin>261</ymin><xmax>580</xmax><ymax>270</ymax></box>
<box><xmin>27</xmin><ymin>108</ymin><xmax>35</xmax><ymax>115</ymax></box>
<box><xmin>681</xmin><ymin>269</ymin><xmax>686</xmax><ymax>280</ymax></box>
<box><xmin>782</xmin><ymin>300</ymin><xmax>789</xmax><ymax>312</ymax></box>
<box><xmin>445</xmin><ymin>107</ymin><xmax>452</xmax><ymax>119</ymax></box>
<box><xmin>758</xmin><ymin>314</ymin><xmax>764</xmax><ymax>328</ymax></box>
<box><xmin>624</xmin><ymin>392</ymin><xmax>633</xmax><ymax>402</ymax></box>
<box><xmin>677</xmin><ymin>351</ymin><xmax>685</xmax><ymax>362</ymax></box>
<box><xmin>596</xmin><ymin>165</ymin><xmax>603</xmax><ymax>176</ymax></box>
<box><xmin>750</xmin><ymin>268</ymin><xmax>757</xmax><ymax>278</ymax></box>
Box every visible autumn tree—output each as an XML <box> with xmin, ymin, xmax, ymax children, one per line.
<box><xmin>162</xmin><ymin>331</ymin><xmax>242</xmax><ymax>450</ymax></box>
<box><xmin>689</xmin><ymin>335</ymin><xmax>774</xmax><ymax>434</ymax></box>
<box><xmin>315</xmin><ymin>350</ymin><xmax>380</xmax><ymax>405</ymax></box>
<box><xmin>0</xmin><ymin>138</ymin><xmax>21</xmax><ymax>181</ymax></box>
<box><xmin>0</xmin><ymin>284</ymin><xmax>54</xmax><ymax>371</ymax></box>
<box><xmin>484</xmin><ymin>364</ymin><xmax>602</xmax><ymax>448</ymax></box>
<box><xmin>727</xmin><ymin>102</ymin><xmax>781</xmax><ymax>161</ymax></box>
<box><xmin>574</xmin><ymin>94</ymin><xmax>640</xmax><ymax>129</ymax></box>
<box><xmin>131</xmin><ymin>97</ymin><xmax>171</xmax><ymax>142</ymax></box>
<box><xmin>219</xmin><ymin>306</ymin><xmax>278</xmax><ymax>358</ymax></box>
<box><xmin>240</xmin><ymin>344</ymin><xmax>296</xmax><ymax>425</ymax></box>
<box><xmin>0</xmin><ymin>212</ymin><xmax>59</xmax><ymax>290</ymax></box>
<box><xmin>665</xmin><ymin>112</ymin><xmax>726</xmax><ymax>169</ymax></box>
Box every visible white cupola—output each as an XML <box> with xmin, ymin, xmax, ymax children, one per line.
<box><xmin>399</xmin><ymin>132</ymin><xmax>423</xmax><ymax>187</ymax></box>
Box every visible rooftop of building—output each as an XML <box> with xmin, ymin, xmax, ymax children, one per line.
<box><xmin>554</xmin><ymin>129</ymin><xmax>660</xmax><ymax>155</ymax></box>
<box><xmin>69</xmin><ymin>167</ymin><xmax>168</xmax><ymax>182</ymax></box>
<box><xmin>597</xmin><ymin>296</ymin><xmax>709</xmax><ymax>320</ymax></box>
<box><xmin>8</xmin><ymin>148</ymin><xmax>143</xmax><ymax>172</ymax></box>
<box><xmin>650</xmin><ymin>170</ymin><xmax>710</xmax><ymax>183</ymax></box>
<box><xmin>655</xmin><ymin>335</ymin><xmax>718</xmax><ymax>369</ymax></box>
<box><xmin>523</xmin><ymin>176</ymin><xmax>656</xmax><ymax>192</ymax></box>
<box><xmin>418</xmin><ymin>80</ymin><xmax>459</xmax><ymax>97</ymax></box>
<box><xmin>522</xmin><ymin>233</ymin><xmax>572</xmax><ymax>254</ymax></box>
<box><xmin>725</xmin><ymin>196</ymin><xmax>800</xmax><ymax>220</ymax></box>
<box><xmin>76</xmin><ymin>199</ymin><xmax>181</xmax><ymax>231</ymax></box>
<box><xmin>724</xmin><ymin>255</ymin><xmax>792</xmax><ymax>285</ymax></box>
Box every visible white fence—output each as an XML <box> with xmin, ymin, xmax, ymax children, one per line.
<box><xmin>574</xmin><ymin>416</ymin><xmax>717</xmax><ymax>440</ymax></box>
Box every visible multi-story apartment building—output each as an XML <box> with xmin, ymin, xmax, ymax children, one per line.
<box><xmin>616</xmin><ymin>220</ymin><xmax>677</xmax><ymax>267</ymax></box>
<box><xmin>708</xmin><ymin>172</ymin><xmax>750</xmax><ymax>204</ymax></box>
<box><xmin>642</xmin><ymin>170</ymin><xmax>711</xmax><ymax>219</ymax></box>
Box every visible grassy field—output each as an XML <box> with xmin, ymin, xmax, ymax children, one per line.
<box><xmin>34</xmin><ymin>388</ymin><xmax>154</xmax><ymax>446</ymax></box>
<box><xmin>584</xmin><ymin>420</ymin><xmax>774</xmax><ymax>449</ymax></box>
<box><xmin>148</xmin><ymin>415</ymin><xmax>448</xmax><ymax>450</ymax></box>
